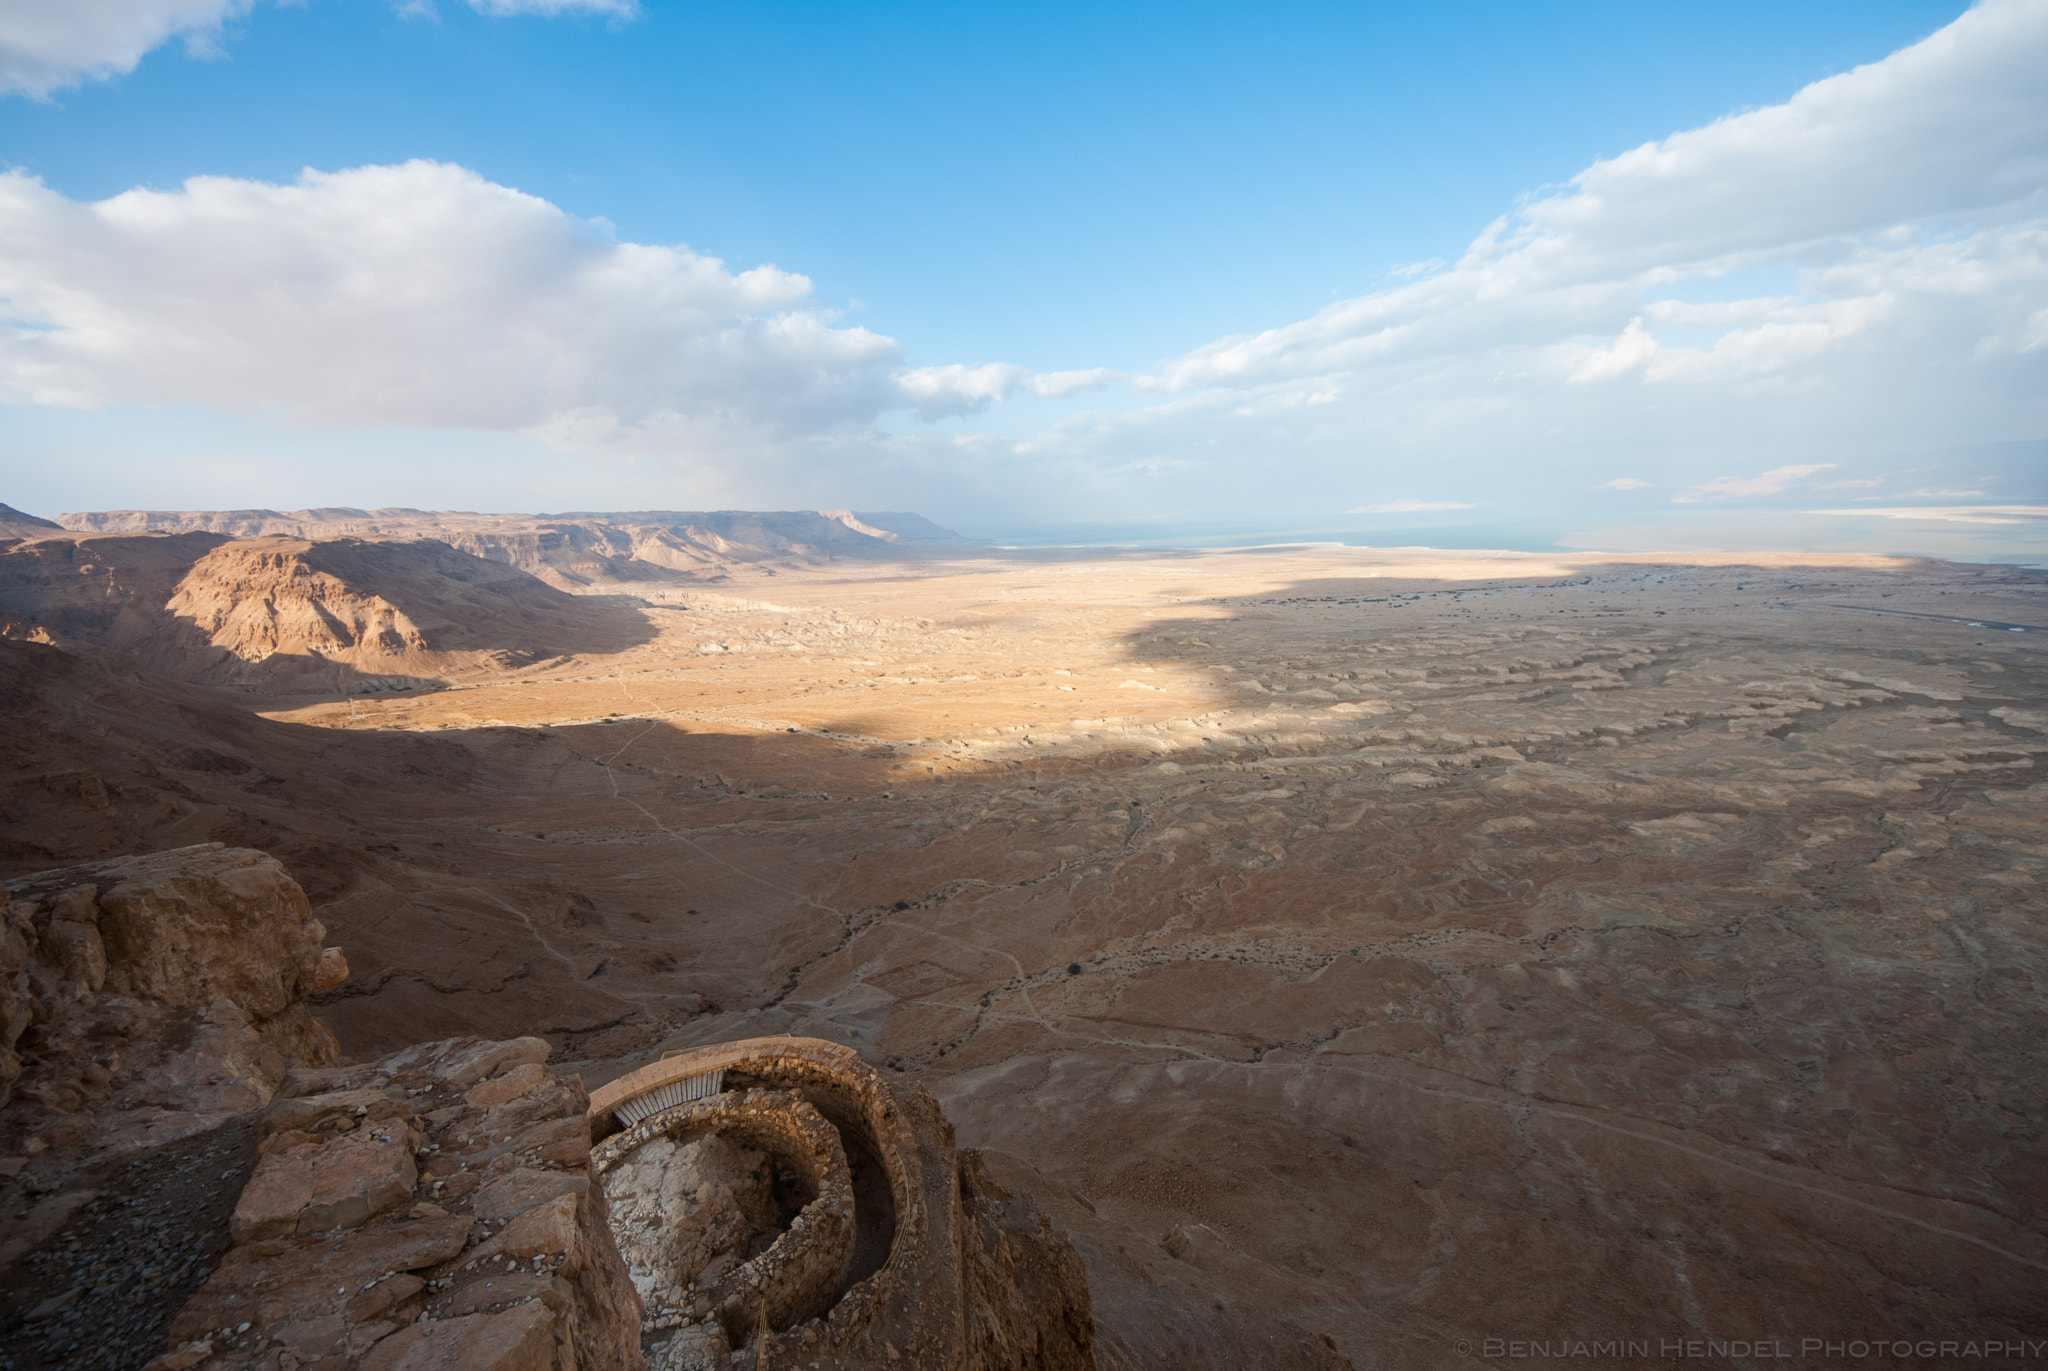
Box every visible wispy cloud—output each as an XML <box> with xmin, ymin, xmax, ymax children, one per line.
<box><xmin>1596</xmin><ymin>477</ymin><xmax>1654</xmax><ymax>491</ymax></box>
<box><xmin>986</xmin><ymin>0</ymin><xmax>2048</xmax><ymax>518</ymax></box>
<box><xmin>1347</xmin><ymin>499</ymin><xmax>1478</xmax><ymax>514</ymax></box>
<box><xmin>1673</xmin><ymin>464</ymin><xmax>1837</xmax><ymax>503</ymax></box>
<box><xmin>1808</xmin><ymin>504</ymin><xmax>2048</xmax><ymax>524</ymax></box>
<box><xmin>896</xmin><ymin>363</ymin><xmax>1117</xmax><ymax>418</ymax></box>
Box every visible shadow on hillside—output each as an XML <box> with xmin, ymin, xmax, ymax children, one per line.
<box><xmin>289</xmin><ymin>538</ymin><xmax>660</xmax><ymax>658</ymax></box>
<box><xmin>0</xmin><ymin>532</ymin><xmax>661</xmax><ymax>692</ymax></box>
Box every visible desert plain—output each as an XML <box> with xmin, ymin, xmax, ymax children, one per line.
<box><xmin>3</xmin><ymin>511</ymin><xmax>2045</xmax><ymax>1368</ymax></box>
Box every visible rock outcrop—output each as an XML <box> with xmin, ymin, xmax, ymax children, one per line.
<box><xmin>0</xmin><ymin>844</ymin><xmax>343</xmax><ymax>1160</ymax></box>
<box><xmin>0</xmin><ymin>534</ymin><xmax>654</xmax><ymax>691</ymax></box>
<box><xmin>150</xmin><ymin>1033</ymin><xmax>1099</xmax><ymax>1371</ymax></box>
<box><xmin>0</xmin><ymin>844</ymin><xmax>1099</xmax><ymax>1371</ymax></box>
<box><xmin>153</xmin><ymin>1036</ymin><xmax>642</xmax><ymax>1371</ymax></box>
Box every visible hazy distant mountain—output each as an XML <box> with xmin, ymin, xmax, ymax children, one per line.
<box><xmin>0</xmin><ymin>502</ymin><xmax>62</xmax><ymax>533</ymax></box>
<box><xmin>49</xmin><ymin>508</ymin><xmax>973</xmax><ymax>589</ymax></box>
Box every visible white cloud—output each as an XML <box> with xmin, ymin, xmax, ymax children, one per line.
<box><xmin>0</xmin><ymin>0</ymin><xmax>254</xmax><ymax>97</ymax></box>
<box><xmin>0</xmin><ymin>160</ymin><xmax>1113</xmax><ymax>460</ymax></box>
<box><xmin>0</xmin><ymin>161</ymin><xmax>910</xmax><ymax>454</ymax></box>
<box><xmin>5</xmin><ymin>1</ymin><xmax>2047</xmax><ymax>530</ymax></box>
<box><xmin>1674</xmin><ymin>464</ymin><xmax>1838</xmax><ymax>502</ymax></box>
<box><xmin>1026</xmin><ymin>1</ymin><xmax>2048</xmax><ymax>519</ymax></box>
<box><xmin>1569</xmin><ymin>317</ymin><xmax>1659</xmax><ymax>382</ymax></box>
<box><xmin>0</xmin><ymin>0</ymin><xmax>637</xmax><ymax>98</ymax></box>
<box><xmin>896</xmin><ymin>363</ymin><xmax>1116</xmax><ymax>418</ymax></box>
<box><xmin>1346</xmin><ymin>499</ymin><xmax>1477</xmax><ymax>514</ymax></box>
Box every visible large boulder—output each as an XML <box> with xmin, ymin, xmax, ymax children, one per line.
<box><xmin>0</xmin><ymin>844</ymin><xmax>345</xmax><ymax>1166</ymax></box>
<box><xmin>88</xmin><ymin>845</ymin><xmax>332</xmax><ymax>1019</ymax></box>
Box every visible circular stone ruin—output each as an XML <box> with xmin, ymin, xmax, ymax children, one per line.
<box><xmin>588</xmin><ymin>1036</ymin><xmax>925</xmax><ymax>1369</ymax></box>
<box><xmin>594</xmin><ymin>1086</ymin><xmax>854</xmax><ymax>1367</ymax></box>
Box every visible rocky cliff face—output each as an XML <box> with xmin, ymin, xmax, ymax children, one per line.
<box><xmin>147</xmin><ymin>1034</ymin><xmax>1099</xmax><ymax>1371</ymax></box>
<box><xmin>0</xmin><ymin>533</ymin><xmax>233</xmax><ymax>659</ymax></box>
<box><xmin>158</xmin><ymin>536</ymin><xmax>652</xmax><ymax>684</ymax></box>
<box><xmin>0</xmin><ymin>534</ymin><xmax>653</xmax><ymax>691</ymax></box>
<box><xmin>0</xmin><ymin>845</ymin><xmax>343</xmax><ymax>1152</ymax></box>
<box><xmin>0</xmin><ymin>845</ymin><xmax>349</xmax><ymax>1367</ymax></box>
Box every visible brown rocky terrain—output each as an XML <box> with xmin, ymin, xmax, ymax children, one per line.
<box><xmin>3</xmin><ymin>516</ymin><xmax>2045</xmax><ymax>1367</ymax></box>
<box><xmin>0</xmin><ymin>534</ymin><xmax>653</xmax><ymax>693</ymax></box>
<box><xmin>0</xmin><ymin>846</ymin><xmax>1093</xmax><ymax>1371</ymax></box>
<box><xmin>0</xmin><ymin>510</ymin><xmax>61</xmax><ymax>541</ymax></box>
<box><xmin>0</xmin><ymin>846</ymin><xmax>346</xmax><ymax>1368</ymax></box>
<box><xmin>48</xmin><ymin>510</ymin><xmax>969</xmax><ymax>590</ymax></box>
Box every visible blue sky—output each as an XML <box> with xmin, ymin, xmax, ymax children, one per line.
<box><xmin>2</xmin><ymin>0</ymin><xmax>2045</xmax><ymax>554</ymax></box>
<box><xmin>2</xmin><ymin>0</ymin><xmax>1968</xmax><ymax>370</ymax></box>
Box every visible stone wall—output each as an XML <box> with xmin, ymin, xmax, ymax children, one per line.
<box><xmin>596</xmin><ymin>1088</ymin><xmax>854</xmax><ymax>1349</ymax></box>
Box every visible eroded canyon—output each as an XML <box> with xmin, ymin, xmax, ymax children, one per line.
<box><xmin>2</xmin><ymin>511</ymin><xmax>2044</xmax><ymax>1368</ymax></box>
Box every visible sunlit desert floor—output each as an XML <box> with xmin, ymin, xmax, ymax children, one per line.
<box><xmin>41</xmin><ymin>545</ymin><xmax>2048</xmax><ymax>1367</ymax></box>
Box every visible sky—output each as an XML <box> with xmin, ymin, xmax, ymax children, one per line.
<box><xmin>0</xmin><ymin>0</ymin><xmax>2044</xmax><ymax>556</ymax></box>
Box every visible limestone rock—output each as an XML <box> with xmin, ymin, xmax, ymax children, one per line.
<box><xmin>142</xmin><ymin>998</ymin><xmax>291</xmax><ymax>1114</ymax></box>
<box><xmin>258</xmin><ymin>1085</ymin><xmax>399</xmax><ymax>1138</ymax></box>
<box><xmin>88</xmin><ymin>845</ymin><xmax>328</xmax><ymax>1018</ymax></box>
<box><xmin>361</xmin><ymin>1303</ymin><xmax>559</xmax><ymax>1371</ymax></box>
<box><xmin>466</xmin><ymin>1059</ymin><xmax>549</xmax><ymax>1108</ymax></box>
<box><xmin>0</xmin><ymin>844</ymin><xmax>343</xmax><ymax>1162</ymax></box>
<box><xmin>470</xmin><ymin>1167</ymin><xmax>589</xmax><ymax>1222</ymax></box>
<box><xmin>313</xmin><ymin>945</ymin><xmax>351</xmax><ymax>992</ymax></box>
<box><xmin>433</xmin><ymin>1036</ymin><xmax>550</xmax><ymax>1090</ymax></box>
<box><xmin>160</xmin><ymin>1035</ymin><xmax>644</xmax><ymax>1371</ymax></box>
<box><xmin>169</xmin><ymin>1214</ymin><xmax>472</xmax><ymax>1340</ymax></box>
<box><xmin>42</xmin><ymin>917</ymin><xmax>106</xmax><ymax>990</ymax></box>
<box><xmin>230</xmin><ymin>1124</ymin><xmax>420</xmax><ymax>1241</ymax></box>
<box><xmin>604</xmin><ymin>1130</ymin><xmax>782</xmax><ymax>1295</ymax></box>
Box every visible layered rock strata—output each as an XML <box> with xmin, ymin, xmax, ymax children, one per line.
<box><xmin>590</xmin><ymin>1036</ymin><xmax>1097</xmax><ymax>1370</ymax></box>
<box><xmin>154</xmin><ymin>1035</ymin><xmax>642</xmax><ymax>1371</ymax></box>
